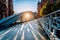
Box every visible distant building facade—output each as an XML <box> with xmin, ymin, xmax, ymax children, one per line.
<box><xmin>0</xmin><ymin>0</ymin><xmax>13</xmax><ymax>19</ymax></box>
<box><xmin>8</xmin><ymin>0</ymin><xmax>13</xmax><ymax>16</ymax></box>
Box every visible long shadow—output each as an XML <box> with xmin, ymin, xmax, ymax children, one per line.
<box><xmin>0</xmin><ymin>22</ymin><xmax>23</xmax><ymax>31</ymax></box>
<box><xmin>38</xmin><ymin>21</ymin><xmax>50</xmax><ymax>40</ymax></box>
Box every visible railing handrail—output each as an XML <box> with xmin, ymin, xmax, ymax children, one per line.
<box><xmin>0</xmin><ymin>13</ymin><xmax>21</xmax><ymax>24</ymax></box>
<box><xmin>42</xmin><ymin>9</ymin><xmax>60</xmax><ymax>18</ymax></box>
<box><xmin>0</xmin><ymin>14</ymin><xmax>16</xmax><ymax>24</ymax></box>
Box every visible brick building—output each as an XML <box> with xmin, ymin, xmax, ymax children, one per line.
<box><xmin>8</xmin><ymin>0</ymin><xmax>13</xmax><ymax>16</ymax></box>
<box><xmin>0</xmin><ymin>0</ymin><xmax>13</xmax><ymax>19</ymax></box>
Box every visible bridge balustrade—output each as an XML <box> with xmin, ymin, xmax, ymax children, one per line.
<box><xmin>0</xmin><ymin>13</ymin><xmax>21</xmax><ymax>27</ymax></box>
<box><xmin>37</xmin><ymin>10</ymin><xmax>60</xmax><ymax>39</ymax></box>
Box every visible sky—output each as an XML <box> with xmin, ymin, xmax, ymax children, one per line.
<box><xmin>13</xmin><ymin>0</ymin><xmax>41</xmax><ymax>13</ymax></box>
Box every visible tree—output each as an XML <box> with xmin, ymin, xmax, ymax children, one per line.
<box><xmin>40</xmin><ymin>0</ymin><xmax>60</xmax><ymax>16</ymax></box>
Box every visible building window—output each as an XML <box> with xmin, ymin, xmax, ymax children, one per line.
<box><xmin>6</xmin><ymin>0</ymin><xmax>8</xmax><ymax>4</ymax></box>
<box><xmin>3</xmin><ymin>0</ymin><xmax>6</xmax><ymax>4</ymax></box>
<box><xmin>10</xmin><ymin>1</ymin><xmax>13</xmax><ymax>6</ymax></box>
<box><xmin>3</xmin><ymin>0</ymin><xmax>6</xmax><ymax>2</ymax></box>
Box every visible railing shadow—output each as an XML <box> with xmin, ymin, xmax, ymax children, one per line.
<box><xmin>0</xmin><ymin>22</ymin><xmax>22</xmax><ymax>31</ymax></box>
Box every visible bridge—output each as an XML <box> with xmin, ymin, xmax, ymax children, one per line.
<box><xmin>0</xmin><ymin>10</ymin><xmax>60</xmax><ymax>40</ymax></box>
